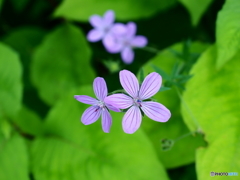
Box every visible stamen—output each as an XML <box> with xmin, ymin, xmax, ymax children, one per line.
<box><xmin>98</xmin><ymin>101</ymin><xmax>105</xmax><ymax>109</ymax></box>
<box><xmin>133</xmin><ymin>98</ymin><xmax>142</xmax><ymax>107</ymax></box>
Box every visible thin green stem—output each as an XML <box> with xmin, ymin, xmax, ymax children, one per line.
<box><xmin>108</xmin><ymin>89</ymin><xmax>125</xmax><ymax>95</ymax></box>
<box><xmin>174</xmin><ymin>131</ymin><xmax>195</xmax><ymax>142</ymax></box>
<box><xmin>141</xmin><ymin>46</ymin><xmax>161</xmax><ymax>54</ymax></box>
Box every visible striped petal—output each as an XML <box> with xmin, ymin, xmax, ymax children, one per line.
<box><xmin>105</xmin><ymin>103</ymin><xmax>121</xmax><ymax>112</ymax></box>
<box><xmin>139</xmin><ymin>72</ymin><xmax>162</xmax><ymax>100</ymax></box>
<box><xmin>141</xmin><ymin>101</ymin><xmax>171</xmax><ymax>122</ymax></box>
<box><xmin>93</xmin><ymin>77</ymin><xmax>108</xmax><ymax>101</ymax></box>
<box><xmin>104</xmin><ymin>94</ymin><xmax>133</xmax><ymax>109</ymax></box>
<box><xmin>81</xmin><ymin>106</ymin><xmax>101</xmax><ymax>125</ymax></box>
<box><xmin>120</xmin><ymin>70</ymin><xmax>139</xmax><ymax>98</ymax></box>
<box><xmin>74</xmin><ymin>95</ymin><xmax>98</xmax><ymax>105</ymax></box>
<box><xmin>101</xmin><ymin>109</ymin><xmax>112</xmax><ymax>133</ymax></box>
<box><xmin>122</xmin><ymin>106</ymin><xmax>142</xmax><ymax>134</ymax></box>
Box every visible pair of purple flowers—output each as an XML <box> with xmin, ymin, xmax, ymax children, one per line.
<box><xmin>87</xmin><ymin>10</ymin><xmax>148</xmax><ymax>64</ymax></box>
<box><xmin>74</xmin><ymin>70</ymin><xmax>171</xmax><ymax>134</ymax></box>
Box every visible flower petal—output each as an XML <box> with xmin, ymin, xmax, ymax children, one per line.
<box><xmin>87</xmin><ymin>29</ymin><xmax>104</xmax><ymax>42</ymax></box>
<box><xmin>111</xmin><ymin>23</ymin><xmax>126</xmax><ymax>35</ymax></box>
<box><xmin>121</xmin><ymin>47</ymin><xmax>134</xmax><ymax>64</ymax></box>
<box><xmin>89</xmin><ymin>15</ymin><xmax>103</xmax><ymax>28</ymax></box>
<box><xmin>101</xmin><ymin>109</ymin><xmax>112</xmax><ymax>133</ymax></box>
<box><xmin>122</xmin><ymin>106</ymin><xmax>142</xmax><ymax>134</ymax></box>
<box><xmin>119</xmin><ymin>70</ymin><xmax>139</xmax><ymax>97</ymax></box>
<box><xmin>139</xmin><ymin>72</ymin><xmax>162</xmax><ymax>100</ymax></box>
<box><xmin>141</xmin><ymin>102</ymin><xmax>171</xmax><ymax>122</ymax></box>
<box><xmin>93</xmin><ymin>77</ymin><xmax>108</xmax><ymax>101</ymax></box>
<box><xmin>104</xmin><ymin>94</ymin><xmax>133</xmax><ymax>109</ymax></box>
<box><xmin>103</xmin><ymin>10</ymin><xmax>115</xmax><ymax>26</ymax></box>
<box><xmin>103</xmin><ymin>34</ymin><xmax>123</xmax><ymax>53</ymax></box>
<box><xmin>81</xmin><ymin>106</ymin><xmax>101</xmax><ymax>125</ymax></box>
<box><xmin>131</xmin><ymin>35</ymin><xmax>148</xmax><ymax>47</ymax></box>
<box><xmin>105</xmin><ymin>103</ymin><xmax>121</xmax><ymax>112</ymax></box>
<box><xmin>74</xmin><ymin>95</ymin><xmax>98</xmax><ymax>105</ymax></box>
<box><xmin>126</xmin><ymin>22</ymin><xmax>136</xmax><ymax>38</ymax></box>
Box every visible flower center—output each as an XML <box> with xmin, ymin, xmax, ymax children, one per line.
<box><xmin>123</xmin><ymin>39</ymin><xmax>131</xmax><ymax>47</ymax></box>
<box><xmin>103</xmin><ymin>26</ymin><xmax>110</xmax><ymax>33</ymax></box>
<box><xmin>97</xmin><ymin>101</ymin><xmax>105</xmax><ymax>109</ymax></box>
<box><xmin>133</xmin><ymin>98</ymin><xmax>142</xmax><ymax>107</ymax></box>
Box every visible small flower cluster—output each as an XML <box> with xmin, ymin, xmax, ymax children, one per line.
<box><xmin>74</xmin><ymin>70</ymin><xmax>171</xmax><ymax>134</ymax></box>
<box><xmin>87</xmin><ymin>10</ymin><xmax>148</xmax><ymax>64</ymax></box>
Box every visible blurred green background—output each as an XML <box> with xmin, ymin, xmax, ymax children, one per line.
<box><xmin>0</xmin><ymin>0</ymin><xmax>240</xmax><ymax>180</ymax></box>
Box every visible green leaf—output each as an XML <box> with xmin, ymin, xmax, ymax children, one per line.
<box><xmin>3</xmin><ymin>27</ymin><xmax>46</xmax><ymax>63</ymax></box>
<box><xmin>216</xmin><ymin>0</ymin><xmax>240</xmax><ymax>68</ymax></box>
<box><xmin>31</xmin><ymin>23</ymin><xmax>95</xmax><ymax>105</ymax></box>
<box><xmin>140</xmin><ymin>42</ymin><xmax>208</xmax><ymax>168</ymax></box>
<box><xmin>181</xmin><ymin>45</ymin><xmax>240</xmax><ymax>179</ymax></box>
<box><xmin>170</xmin><ymin>61</ymin><xmax>181</xmax><ymax>77</ymax></box>
<box><xmin>10</xmin><ymin>0</ymin><xmax>29</xmax><ymax>12</ymax></box>
<box><xmin>31</xmin><ymin>86</ymin><xmax>169</xmax><ymax>180</ymax></box>
<box><xmin>139</xmin><ymin>68</ymin><xmax>145</xmax><ymax>83</ymax></box>
<box><xmin>0</xmin><ymin>43</ymin><xmax>23</xmax><ymax>118</ymax></box>
<box><xmin>0</xmin><ymin>0</ymin><xmax>3</xmax><ymax>11</ymax></box>
<box><xmin>179</xmin><ymin>0</ymin><xmax>213</xmax><ymax>26</ymax></box>
<box><xmin>159</xmin><ymin>86</ymin><xmax>171</xmax><ymax>92</ymax></box>
<box><xmin>175</xmin><ymin>74</ymin><xmax>193</xmax><ymax>84</ymax></box>
<box><xmin>142</xmin><ymin>87</ymin><xmax>205</xmax><ymax>169</ymax></box>
<box><xmin>182</xmin><ymin>39</ymin><xmax>191</xmax><ymax>60</ymax></box>
<box><xmin>103</xmin><ymin>59</ymin><xmax>120</xmax><ymax>73</ymax></box>
<box><xmin>0</xmin><ymin>119</ymin><xmax>12</xmax><ymax>139</ymax></box>
<box><xmin>11</xmin><ymin>106</ymin><xmax>43</xmax><ymax>136</ymax></box>
<box><xmin>196</xmin><ymin>131</ymin><xmax>240</xmax><ymax>180</ymax></box>
<box><xmin>151</xmin><ymin>64</ymin><xmax>171</xmax><ymax>80</ymax></box>
<box><xmin>0</xmin><ymin>133</ymin><xmax>29</xmax><ymax>180</ymax></box>
<box><xmin>54</xmin><ymin>0</ymin><xmax>177</xmax><ymax>21</ymax></box>
<box><xmin>3</xmin><ymin>27</ymin><xmax>46</xmax><ymax>89</ymax></box>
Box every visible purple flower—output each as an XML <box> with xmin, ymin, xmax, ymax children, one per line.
<box><xmin>105</xmin><ymin>70</ymin><xmax>171</xmax><ymax>134</ymax></box>
<box><xmin>74</xmin><ymin>77</ymin><xmax>120</xmax><ymax>133</ymax></box>
<box><xmin>87</xmin><ymin>10</ymin><xmax>125</xmax><ymax>48</ymax></box>
<box><xmin>104</xmin><ymin>22</ymin><xmax>148</xmax><ymax>64</ymax></box>
<box><xmin>87</xmin><ymin>10</ymin><xmax>115</xmax><ymax>43</ymax></box>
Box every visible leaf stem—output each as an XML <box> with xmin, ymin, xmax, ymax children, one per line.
<box><xmin>108</xmin><ymin>89</ymin><xmax>125</xmax><ymax>95</ymax></box>
<box><xmin>174</xmin><ymin>131</ymin><xmax>195</xmax><ymax>142</ymax></box>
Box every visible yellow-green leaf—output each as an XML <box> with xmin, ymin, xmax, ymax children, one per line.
<box><xmin>216</xmin><ymin>0</ymin><xmax>240</xmax><ymax>68</ymax></box>
<box><xmin>182</xmin><ymin>45</ymin><xmax>240</xmax><ymax>179</ymax></box>
<box><xmin>0</xmin><ymin>133</ymin><xmax>29</xmax><ymax>180</ymax></box>
<box><xmin>0</xmin><ymin>43</ymin><xmax>22</xmax><ymax>118</ymax></box>
<box><xmin>54</xmin><ymin>0</ymin><xmax>177</xmax><ymax>21</ymax></box>
<box><xmin>31</xmin><ymin>23</ymin><xmax>95</xmax><ymax>105</ymax></box>
<box><xmin>179</xmin><ymin>0</ymin><xmax>213</xmax><ymax>26</ymax></box>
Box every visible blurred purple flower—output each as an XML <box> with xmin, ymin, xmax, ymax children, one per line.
<box><xmin>105</xmin><ymin>70</ymin><xmax>171</xmax><ymax>134</ymax></box>
<box><xmin>87</xmin><ymin>10</ymin><xmax>125</xmax><ymax>48</ymax></box>
<box><xmin>87</xmin><ymin>10</ymin><xmax>115</xmax><ymax>42</ymax></box>
<box><xmin>74</xmin><ymin>77</ymin><xmax>120</xmax><ymax>133</ymax></box>
<box><xmin>104</xmin><ymin>22</ymin><xmax>148</xmax><ymax>64</ymax></box>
